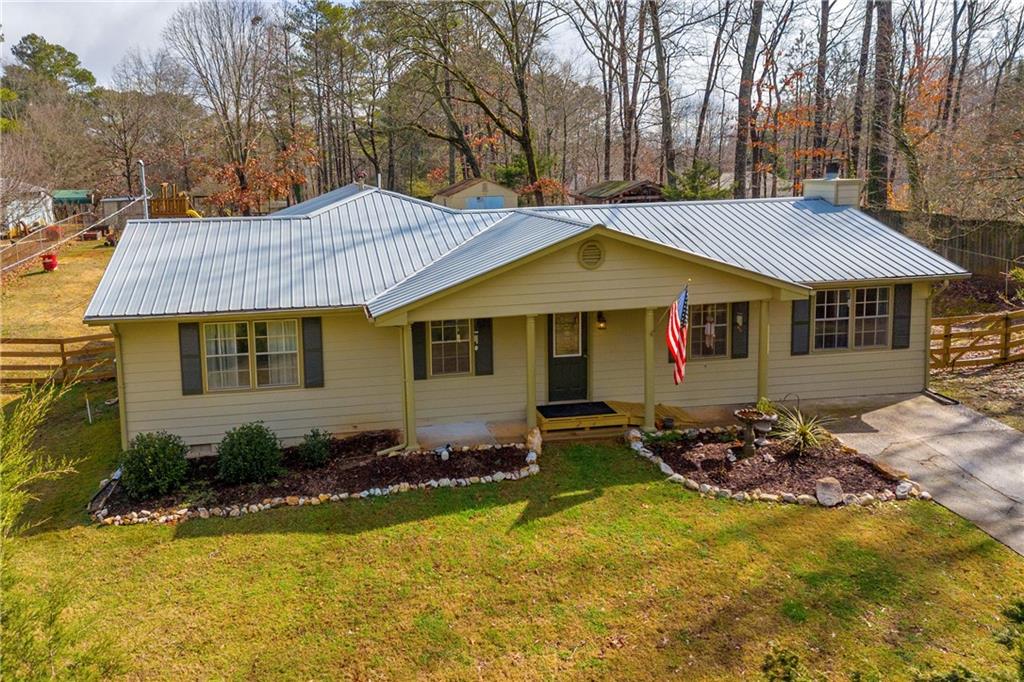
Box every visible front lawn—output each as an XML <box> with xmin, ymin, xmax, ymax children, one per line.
<box><xmin>11</xmin><ymin>386</ymin><xmax>1024</xmax><ymax>679</ymax></box>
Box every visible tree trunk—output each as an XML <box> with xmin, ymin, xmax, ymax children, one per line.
<box><xmin>694</xmin><ymin>0</ymin><xmax>732</xmax><ymax>166</ymax></box>
<box><xmin>866</xmin><ymin>0</ymin><xmax>893</xmax><ymax>208</ymax></box>
<box><xmin>733</xmin><ymin>0</ymin><xmax>764</xmax><ymax>199</ymax></box>
<box><xmin>850</xmin><ymin>0</ymin><xmax>873</xmax><ymax>176</ymax></box>
<box><xmin>811</xmin><ymin>0</ymin><xmax>829</xmax><ymax>178</ymax></box>
<box><xmin>647</xmin><ymin>0</ymin><xmax>676</xmax><ymax>187</ymax></box>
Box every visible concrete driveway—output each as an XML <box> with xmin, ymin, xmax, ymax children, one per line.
<box><xmin>821</xmin><ymin>394</ymin><xmax>1024</xmax><ymax>556</ymax></box>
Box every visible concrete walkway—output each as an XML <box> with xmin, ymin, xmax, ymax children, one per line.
<box><xmin>822</xmin><ymin>394</ymin><xmax>1024</xmax><ymax>556</ymax></box>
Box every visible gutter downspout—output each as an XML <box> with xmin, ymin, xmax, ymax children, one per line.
<box><xmin>137</xmin><ymin>160</ymin><xmax>149</xmax><ymax>220</ymax></box>
<box><xmin>924</xmin><ymin>279</ymin><xmax>950</xmax><ymax>390</ymax></box>
<box><xmin>110</xmin><ymin>323</ymin><xmax>129</xmax><ymax>450</ymax></box>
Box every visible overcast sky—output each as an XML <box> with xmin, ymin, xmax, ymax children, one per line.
<box><xmin>1</xmin><ymin>1</ymin><xmax>189</xmax><ymax>85</ymax></box>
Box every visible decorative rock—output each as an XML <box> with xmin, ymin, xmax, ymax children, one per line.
<box><xmin>659</xmin><ymin>462</ymin><xmax>674</xmax><ymax>476</ymax></box>
<box><xmin>439</xmin><ymin>478</ymin><xmax>452</xmax><ymax>487</ymax></box>
<box><xmin>731</xmin><ymin>492</ymin><xmax>749</xmax><ymax>502</ymax></box>
<box><xmin>796</xmin><ymin>494</ymin><xmax>817</xmax><ymax>506</ymax></box>
<box><xmin>525</xmin><ymin>451</ymin><xmax>538</xmax><ymax>464</ymax></box>
<box><xmin>781</xmin><ymin>493</ymin><xmax>797</xmax><ymax>504</ymax></box>
<box><xmin>815</xmin><ymin>477</ymin><xmax>844</xmax><ymax>507</ymax></box>
<box><xmin>285</xmin><ymin>496</ymin><xmax>299</xmax><ymax>506</ymax></box>
<box><xmin>842</xmin><ymin>493</ymin><xmax>860</xmax><ymax>506</ymax></box>
<box><xmin>482</xmin><ymin>475</ymin><xmax>493</xmax><ymax>483</ymax></box>
<box><xmin>318</xmin><ymin>493</ymin><xmax>330</xmax><ymax>502</ymax></box>
<box><xmin>228</xmin><ymin>508</ymin><xmax>240</xmax><ymax>517</ymax></box>
<box><xmin>920</xmin><ymin>491</ymin><xmax>932</xmax><ymax>501</ymax></box>
<box><xmin>716</xmin><ymin>488</ymin><xmax>731</xmax><ymax>499</ymax></box>
<box><xmin>668</xmin><ymin>473</ymin><xmax>685</xmax><ymax>484</ymax></box>
<box><xmin>878</xmin><ymin>489</ymin><xmax>895</xmax><ymax>502</ymax></box>
<box><xmin>359</xmin><ymin>490</ymin><xmax>369</xmax><ymax>498</ymax></box>
<box><xmin>698</xmin><ymin>483</ymin><xmax>712</xmax><ymax>495</ymax></box>
<box><xmin>857</xmin><ymin>493</ymin><xmax>876</xmax><ymax>506</ymax></box>
<box><xmin>199</xmin><ymin>508</ymin><xmax>210</xmax><ymax>519</ymax></box>
<box><xmin>527</xmin><ymin>464</ymin><xmax>540</xmax><ymax>475</ymax></box>
<box><xmin>760</xmin><ymin>493</ymin><xmax>780</xmax><ymax>503</ymax></box>
<box><xmin>310</xmin><ymin>497</ymin><xmax>321</xmax><ymax>506</ymax></box>
<box><xmin>895</xmin><ymin>481</ymin><xmax>913</xmax><ymax>500</ymax></box>
<box><xmin>683</xmin><ymin>478</ymin><xmax>700</xmax><ymax>491</ymax></box>
<box><xmin>651</xmin><ymin>456</ymin><xmax>663</xmax><ymax>466</ymax></box>
<box><xmin>493</xmin><ymin>472</ymin><xmax>506</xmax><ymax>482</ymax></box>
<box><xmin>626</xmin><ymin>428</ymin><xmax>644</xmax><ymax>451</ymax></box>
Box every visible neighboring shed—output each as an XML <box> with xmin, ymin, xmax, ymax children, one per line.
<box><xmin>432</xmin><ymin>178</ymin><xmax>518</xmax><ymax>209</ymax></box>
<box><xmin>0</xmin><ymin>179</ymin><xmax>53</xmax><ymax>233</ymax></box>
<box><xmin>52</xmin><ymin>189</ymin><xmax>96</xmax><ymax>221</ymax></box>
<box><xmin>573</xmin><ymin>180</ymin><xmax>664</xmax><ymax>205</ymax></box>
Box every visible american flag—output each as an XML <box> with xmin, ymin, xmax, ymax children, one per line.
<box><xmin>666</xmin><ymin>286</ymin><xmax>689</xmax><ymax>385</ymax></box>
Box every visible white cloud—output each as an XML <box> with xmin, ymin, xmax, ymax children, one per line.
<box><xmin>1</xmin><ymin>0</ymin><xmax>189</xmax><ymax>85</ymax></box>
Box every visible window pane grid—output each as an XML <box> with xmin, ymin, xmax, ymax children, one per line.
<box><xmin>204</xmin><ymin>322</ymin><xmax>250</xmax><ymax>390</ymax></box>
<box><xmin>430</xmin><ymin>320</ymin><xmax>471</xmax><ymax>375</ymax></box>
<box><xmin>814</xmin><ymin>289</ymin><xmax>851</xmax><ymax>349</ymax></box>
<box><xmin>854</xmin><ymin>287</ymin><xmax>890</xmax><ymax>347</ymax></box>
<box><xmin>690</xmin><ymin>303</ymin><xmax>728</xmax><ymax>358</ymax></box>
<box><xmin>254</xmin><ymin>320</ymin><xmax>299</xmax><ymax>387</ymax></box>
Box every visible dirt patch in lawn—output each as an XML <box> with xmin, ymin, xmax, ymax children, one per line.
<box><xmin>647</xmin><ymin>434</ymin><xmax>897</xmax><ymax>496</ymax></box>
<box><xmin>103</xmin><ymin>431</ymin><xmax>532</xmax><ymax>516</ymax></box>
<box><xmin>931</xmin><ymin>362</ymin><xmax>1024</xmax><ymax>432</ymax></box>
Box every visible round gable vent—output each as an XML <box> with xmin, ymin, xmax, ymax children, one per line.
<box><xmin>578</xmin><ymin>240</ymin><xmax>605</xmax><ymax>270</ymax></box>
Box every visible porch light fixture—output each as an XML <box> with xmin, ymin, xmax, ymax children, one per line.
<box><xmin>596</xmin><ymin>311</ymin><xmax>607</xmax><ymax>330</ymax></box>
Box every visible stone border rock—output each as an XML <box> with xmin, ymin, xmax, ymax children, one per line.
<box><xmin>93</xmin><ymin>444</ymin><xmax>540</xmax><ymax>527</ymax></box>
<box><xmin>625</xmin><ymin>428</ymin><xmax>932</xmax><ymax>508</ymax></box>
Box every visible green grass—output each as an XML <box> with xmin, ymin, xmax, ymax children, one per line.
<box><xmin>10</xmin><ymin>387</ymin><xmax>1024</xmax><ymax>680</ymax></box>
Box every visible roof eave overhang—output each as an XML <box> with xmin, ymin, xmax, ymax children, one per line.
<box><xmin>84</xmin><ymin>305</ymin><xmax>367</xmax><ymax>326</ymax></box>
<box><xmin>798</xmin><ymin>272</ymin><xmax>971</xmax><ymax>288</ymax></box>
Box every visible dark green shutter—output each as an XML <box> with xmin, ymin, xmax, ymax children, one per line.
<box><xmin>730</xmin><ymin>302</ymin><xmax>749</xmax><ymax>359</ymax></box>
<box><xmin>412</xmin><ymin>322</ymin><xmax>427</xmax><ymax>380</ymax></box>
<box><xmin>474</xmin><ymin>318</ymin><xmax>493</xmax><ymax>375</ymax></box>
<box><xmin>892</xmin><ymin>284</ymin><xmax>913</xmax><ymax>349</ymax></box>
<box><xmin>302</xmin><ymin>317</ymin><xmax>324</xmax><ymax>388</ymax></box>
<box><xmin>791</xmin><ymin>299</ymin><xmax>811</xmax><ymax>355</ymax></box>
<box><xmin>178</xmin><ymin>322</ymin><xmax>203</xmax><ymax>395</ymax></box>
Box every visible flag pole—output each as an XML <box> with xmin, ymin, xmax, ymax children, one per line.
<box><xmin>655</xmin><ymin>278</ymin><xmax>692</xmax><ymax>329</ymax></box>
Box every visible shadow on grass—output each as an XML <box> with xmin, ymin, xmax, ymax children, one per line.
<box><xmin>173</xmin><ymin>441</ymin><xmax>662</xmax><ymax>540</ymax></box>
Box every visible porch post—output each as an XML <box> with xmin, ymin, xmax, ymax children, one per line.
<box><xmin>757</xmin><ymin>299</ymin><xmax>770</xmax><ymax>399</ymax></box>
<box><xmin>401</xmin><ymin>323</ymin><xmax>419</xmax><ymax>450</ymax></box>
<box><xmin>643</xmin><ymin>306</ymin><xmax>656</xmax><ymax>430</ymax></box>
<box><xmin>525</xmin><ymin>315</ymin><xmax>537</xmax><ymax>429</ymax></box>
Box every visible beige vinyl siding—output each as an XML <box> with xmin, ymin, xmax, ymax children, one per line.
<box><xmin>119</xmin><ymin>313</ymin><xmax>403</xmax><ymax>447</ymax></box>
<box><xmin>586</xmin><ymin>308</ymin><xmax>757</xmax><ymax>407</ymax></box>
<box><xmin>409</xmin><ymin>236</ymin><xmax>774</xmax><ymax>321</ymax></box>
<box><xmin>415</xmin><ymin>316</ymin><xmax>529</xmax><ymax>424</ymax></box>
<box><xmin>766</xmin><ymin>282</ymin><xmax>929</xmax><ymax>399</ymax></box>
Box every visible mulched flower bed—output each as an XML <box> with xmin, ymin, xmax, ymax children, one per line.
<box><xmin>101</xmin><ymin>430</ymin><xmax>532</xmax><ymax>519</ymax></box>
<box><xmin>646</xmin><ymin>431</ymin><xmax>897</xmax><ymax>496</ymax></box>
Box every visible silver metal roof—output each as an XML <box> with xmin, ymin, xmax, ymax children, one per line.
<box><xmin>85</xmin><ymin>185</ymin><xmax>967</xmax><ymax>322</ymax></box>
<box><xmin>367</xmin><ymin>211</ymin><xmax>594</xmax><ymax>316</ymax></box>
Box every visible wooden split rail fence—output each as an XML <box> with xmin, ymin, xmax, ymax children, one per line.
<box><xmin>1</xmin><ymin>333</ymin><xmax>116</xmax><ymax>387</ymax></box>
<box><xmin>931</xmin><ymin>309</ymin><xmax>1024</xmax><ymax>370</ymax></box>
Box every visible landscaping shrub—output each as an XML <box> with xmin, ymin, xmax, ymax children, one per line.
<box><xmin>755</xmin><ymin>396</ymin><xmax>777</xmax><ymax>415</ymax></box>
<box><xmin>296</xmin><ymin>428</ymin><xmax>333</xmax><ymax>468</ymax></box>
<box><xmin>773</xmin><ymin>406</ymin><xmax>833</xmax><ymax>455</ymax></box>
<box><xmin>120</xmin><ymin>431</ymin><xmax>189</xmax><ymax>500</ymax></box>
<box><xmin>217</xmin><ymin>422</ymin><xmax>281</xmax><ymax>485</ymax></box>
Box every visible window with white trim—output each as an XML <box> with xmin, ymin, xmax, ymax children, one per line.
<box><xmin>202</xmin><ymin>320</ymin><xmax>301</xmax><ymax>391</ymax></box>
<box><xmin>813</xmin><ymin>287</ymin><xmax>892</xmax><ymax>350</ymax></box>
<box><xmin>430</xmin><ymin>319</ymin><xmax>472</xmax><ymax>375</ymax></box>
<box><xmin>690</xmin><ymin>303</ymin><xmax>728</xmax><ymax>358</ymax></box>
<box><xmin>204</xmin><ymin>322</ymin><xmax>251</xmax><ymax>390</ymax></box>
<box><xmin>254</xmin><ymin>320</ymin><xmax>300</xmax><ymax>387</ymax></box>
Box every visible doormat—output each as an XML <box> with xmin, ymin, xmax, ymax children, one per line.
<box><xmin>537</xmin><ymin>401</ymin><xmax>617</xmax><ymax>419</ymax></box>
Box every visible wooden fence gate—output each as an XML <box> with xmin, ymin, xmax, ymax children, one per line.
<box><xmin>931</xmin><ymin>309</ymin><xmax>1024</xmax><ymax>370</ymax></box>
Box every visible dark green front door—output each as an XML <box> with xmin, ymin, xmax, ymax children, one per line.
<box><xmin>548</xmin><ymin>312</ymin><xmax>588</xmax><ymax>402</ymax></box>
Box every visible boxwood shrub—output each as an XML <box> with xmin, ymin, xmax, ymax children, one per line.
<box><xmin>216</xmin><ymin>422</ymin><xmax>281</xmax><ymax>484</ymax></box>
<box><xmin>120</xmin><ymin>431</ymin><xmax>189</xmax><ymax>500</ymax></box>
<box><xmin>296</xmin><ymin>428</ymin><xmax>332</xmax><ymax>468</ymax></box>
